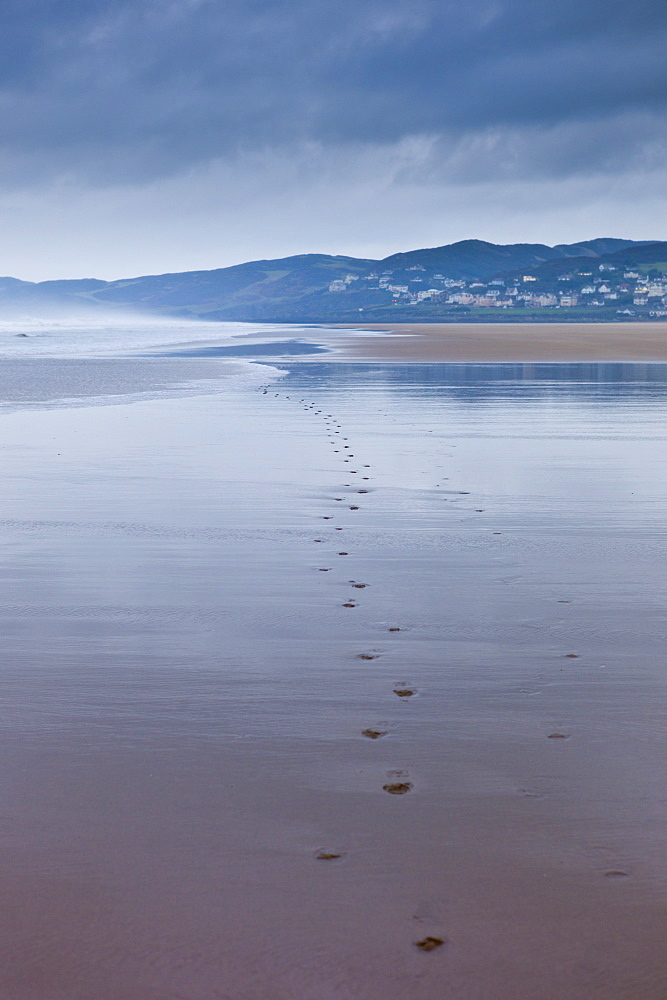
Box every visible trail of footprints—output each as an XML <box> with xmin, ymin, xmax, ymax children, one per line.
<box><xmin>256</xmin><ymin>380</ymin><xmax>612</xmax><ymax>953</ymax></box>
<box><xmin>257</xmin><ymin>379</ymin><xmax>445</xmax><ymax>955</ymax></box>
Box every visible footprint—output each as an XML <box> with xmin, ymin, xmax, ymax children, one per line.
<box><xmin>342</xmin><ymin>602</ymin><xmax>356</xmax><ymax>608</ymax></box>
<box><xmin>564</xmin><ymin>653</ymin><xmax>580</xmax><ymax>659</ymax></box>
<box><xmin>517</xmin><ymin>787</ymin><xmax>544</xmax><ymax>798</ymax></box>
<box><xmin>318</xmin><ymin>568</ymin><xmax>332</xmax><ymax>572</ymax></box>
<box><xmin>604</xmin><ymin>870</ymin><xmax>629</xmax><ymax>879</ymax></box>
<box><xmin>388</xmin><ymin>627</ymin><xmax>401</xmax><ymax>632</ymax></box>
<box><xmin>362</xmin><ymin>728</ymin><xmax>388</xmax><ymax>739</ymax></box>
<box><xmin>350</xmin><ymin>505</ymin><xmax>359</xmax><ymax>510</ymax></box>
<box><xmin>414</xmin><ymin>936</ymin><xmax>445</xmax><ymax>952</ymax></box>
<box><xmin>338</xmin><ymin>552</ymin><xmax>349</xmax><ymax>556</ymax></box>
<box><xmin>383</xmin><ymin>780</ymin><xmax>413</xmax><ymax>795</ymax></box>
<box><xmin>357</xmin><ymin>653</ymin><xmax>378</xmax><ymax>660</ymax></box>
<box><xmin>547</xmin><ymin>732</ymin><xmax>570</xmax><ymax>740</ymax></box>
<box><xmin>314</xmin><ymin>849</ymin><xmax>344</xmax><ymax>861</ymax></box>
<box><xmin>393</xmin><ymin>685</ymin><xmax>415</xmax><ymax>698</ymax></box>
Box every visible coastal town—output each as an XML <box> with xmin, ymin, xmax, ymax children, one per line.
<box><xmin>329</xmin><ymin>262</ymin><xmax>667</xmax><ymax>317</ymax></box>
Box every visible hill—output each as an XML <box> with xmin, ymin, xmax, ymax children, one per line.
<box><xmin>0</xmin><ymin>238</ymin><xmax>663</xmax><ymax>322</ymax></box>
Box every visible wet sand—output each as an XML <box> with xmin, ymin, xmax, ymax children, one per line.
<box><xmin>333</xmin><ymin>321</ymin><xmax>667</xmax><ymax>362</ymax></box>
<box><xmin>1</xmin><ymin>355</ymin><xmax>667</xmax><ymax>998</ymax></box>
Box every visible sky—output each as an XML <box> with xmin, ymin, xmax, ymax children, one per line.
<box><xmin>1</xmin><ymin>0</ymin><xmax>666</xmax><ymax>281</ymax></box>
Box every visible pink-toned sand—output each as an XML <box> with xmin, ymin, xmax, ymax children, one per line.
<box><xmin>333</xmin><ymin>321</ymin><xmax>667</xmax><ymax>361</ymax></box>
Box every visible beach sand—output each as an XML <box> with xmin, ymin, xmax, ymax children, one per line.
<box><xmin>333</xmin><ymin>321</ymin><xmax>667</xmax><ymax>362</ymax></box>
<box><xmin>0</xmin><ymin>352</ymin><xmax>666</xmax><ymax>998</ymax></box>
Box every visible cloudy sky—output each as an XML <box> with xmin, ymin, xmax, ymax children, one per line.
<box><xmin>1</xmin><ymin>0</ymin><xmax>666</xmax><ymax>280</ymax></box>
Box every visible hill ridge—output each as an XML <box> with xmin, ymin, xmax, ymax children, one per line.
<box><xmin>0</xmin><ymin>237</ymin><xmax>664</xmax><ymax>322</ymax></box>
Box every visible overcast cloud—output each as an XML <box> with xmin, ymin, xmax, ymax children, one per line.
<box><xmin>1</xmin><ymin>0</ymin><xmax>666</xmax><ymax>279</ymax></box>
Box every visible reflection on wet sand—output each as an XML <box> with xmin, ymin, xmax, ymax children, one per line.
<box><xmin>0</xmin><ymin>357</ymin><xmax>666</xmax><ymax>998</ymax></box>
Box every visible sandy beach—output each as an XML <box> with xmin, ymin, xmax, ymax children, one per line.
<box><xmin>0</xmin><ymin>334</ymin><xmax>666</xmax><ymax>999</ymax></box>
<box><xmin>333</xmin><ymin>321</ymin><xmax>667</xmax><ymax>362</ymax></box>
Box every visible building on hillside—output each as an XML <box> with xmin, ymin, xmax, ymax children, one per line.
<box><xmin>531</xmin><ymin>294</ymin><xmax>558</xmax><ymax>307</ymax></box>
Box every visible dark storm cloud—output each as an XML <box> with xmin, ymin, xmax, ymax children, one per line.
<box><xmin>0</xmin><ymin>0</ymin><xmax>666</xmax><ymax>184</ymax></box>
